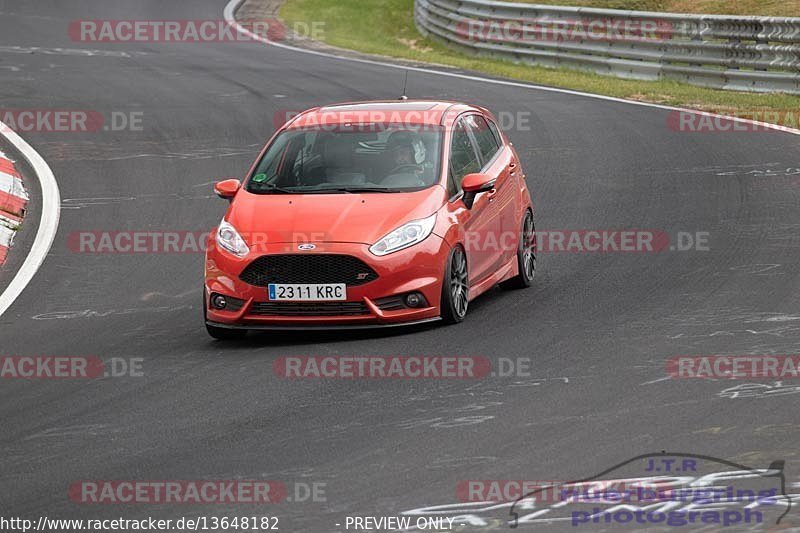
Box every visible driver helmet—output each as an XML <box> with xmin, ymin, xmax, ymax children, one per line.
<box><xmin>386</xmin><ymin>130</ymin><xmax>426</xmax><ymax>166</ymax></box>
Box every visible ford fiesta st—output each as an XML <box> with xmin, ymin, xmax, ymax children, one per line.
<box><xmin>204</xmin><ymin>100</ymin><xmax>535</xmax><ymax>339</ymax></box>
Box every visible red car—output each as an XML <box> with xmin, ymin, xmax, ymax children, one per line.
<box><xmin>204</xmin><ymin>100</ymin><xmax>535</xmax><ymax>339</ymax></box>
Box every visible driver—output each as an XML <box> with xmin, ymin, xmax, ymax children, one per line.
<box><xmin>383</xmin><ymin>131</ymin><xmax>426</xmax><ymax>182</ymax></box>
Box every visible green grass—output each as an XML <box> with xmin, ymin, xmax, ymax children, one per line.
<box><xmin>279</xmin><ymin>0</ymin><xmax>800</xmax><ymax>125</ymax></box>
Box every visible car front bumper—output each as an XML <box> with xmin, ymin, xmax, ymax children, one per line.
<box><xmin>204</xmin><ymin>235</ymin><xmax>449</xmax><ymax>328</ymax></box>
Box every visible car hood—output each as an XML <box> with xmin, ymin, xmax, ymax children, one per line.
<box><xmin>226</xmin><ymin>187</ymin><xmax>447</xmax><ymax>247</ymax></box>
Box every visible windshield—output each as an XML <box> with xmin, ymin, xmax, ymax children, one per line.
<box><xmin>245</xmin><ymin>125</ymin><xmax>443</xmax><ymax>194</ymax></box>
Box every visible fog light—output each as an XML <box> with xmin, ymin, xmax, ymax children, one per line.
<box><xmin>405</xmin><ymin>292</ymin><xmax>424</xmax><ymax>308</ymax></box>
<box><xmin>211</xmin><ymin>294</ymin><xmax>227</xmax><ymax>310</ymax></box>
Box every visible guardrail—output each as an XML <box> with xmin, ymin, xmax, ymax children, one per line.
<box><xmin>414</xmin><ymin>0</ymin><xmax>800</xmax><ymax>93</ymax></box>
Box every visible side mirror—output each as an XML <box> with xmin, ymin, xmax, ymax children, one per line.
<box><xmin>214</xmin><ymin>179</ymin><xmax>241</xmax><ymax>200</ymax></box>
<box><xmin>461</xmin><ymin>173</ymin><xmax>495</xmax><ymax>209</ymax></box>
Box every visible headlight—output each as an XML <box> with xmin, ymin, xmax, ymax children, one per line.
<box><xmin>216</xmin><ymin>219</ymin><xmax>250</xmax><ymax>257</ymax></box>
<box><xmin>369</xmin><ymin>213</ymin><xmax>437</xmax><ymax>256</ymax></box>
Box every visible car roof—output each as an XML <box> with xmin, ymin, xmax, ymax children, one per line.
<box><xmin>285</xmin><ymin>100</ymin><xmax>487</xmax><ymax>129</ymax></box>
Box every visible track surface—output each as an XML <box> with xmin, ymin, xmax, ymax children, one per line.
<box><xmin>1</xmin><ymin>1</ymin><xmax>800</xmax><ymax>531</ymax></box>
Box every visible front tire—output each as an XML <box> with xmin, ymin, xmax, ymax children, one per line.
<box><xmin>501</xmin><ymin>210</ymin><xmax>536</xmax><ymax>290</ymax></box>
<box><xmin>441</xmin><ymin>245</ymin><xmax>469</xmax><ymax>324</ymax></box>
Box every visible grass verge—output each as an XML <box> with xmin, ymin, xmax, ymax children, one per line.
<box><xmin>279</xmin><ymin>0</ymin><xmax>800</xmax><ymax>127</ymax></box>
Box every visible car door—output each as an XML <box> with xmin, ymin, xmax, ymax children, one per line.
<box><xmin>464</xmin><ymin>114</ymin><xmax>517</xmax><ymax>270</ymax></box>
<box><xmin>486</xmin><ymin>118</ymin><xmax>524</xmax><ymax>247</ymax></box>
<box><xmin>446</xmin><ymin>115</ymin><xmax>501</xmax><ymax>285</ymax></box>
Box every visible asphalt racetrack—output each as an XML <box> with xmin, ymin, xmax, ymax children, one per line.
<box><xmin>1</xmin><ymin>1</ymin><xmax>800</xmax><ymax>531</ymax></box>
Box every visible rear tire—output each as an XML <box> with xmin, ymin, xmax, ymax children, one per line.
<box><xmin>441</xmin><ymin>245</ymin><xmax>469</xmax><ymax>324</ymax></box>
<box><xmin>500</xmin><ymin>210</ymin><xmax>536</xmax><ymax>290</ymax></box>
<box><xmin>204</xmin><ymin>293</ymin><xmax>247</xmax><ymax>340</ymax></box>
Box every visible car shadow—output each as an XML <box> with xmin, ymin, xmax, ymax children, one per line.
<box><xmin>208</xmin><ymin>319</ymin><xmax>442</xmax><ymax>348</ymax></box>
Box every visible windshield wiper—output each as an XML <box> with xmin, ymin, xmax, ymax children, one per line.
<box><xmin>311</xmin><ymin>187</ymin><xmax>406</xmax><ymax>194</ymax></box>
<box><xmin>253</xmin><ymin>184</ymin><xmax>296</xmax><ymax>194</ymax></box>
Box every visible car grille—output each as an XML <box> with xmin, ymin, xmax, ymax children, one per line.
<box><xmin>374</xmin><ymin>295</ymin><xmax>406</xmax><ymax>311</ymax></box>
<box><xmin>239</xmin><ymin>254</ymin><xmax>379</xmax><ymax>287</ymax></box>
<box><xmin>250</xmin><ymin>301</ymin><xmax>369</xmax><ymax>316</ymax></box>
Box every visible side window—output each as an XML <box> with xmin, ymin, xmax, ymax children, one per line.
<box><xmin>446</xmin><ymin>167</ymin><xmax>459</xmax><ymax>198</ymax></box>
<box><xmin>448</xmin><ymin>119</ymin><xmax>481</xmax><ymax>197</ymax></box>
<box><xmin>465</xmin><ymin>115</ymin><xmax>500</xmax><ymax>165</ymax></box>
<box><xmin>487</xmin><ymin>119</ymin><xmax>503</xmax><ymax>147</ymax></box>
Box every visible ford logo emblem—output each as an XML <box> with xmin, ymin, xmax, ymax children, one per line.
<box><xmin>298</xmin><ymin>244</ymin><xmax>316</xmax><ymax>250</ymax></box>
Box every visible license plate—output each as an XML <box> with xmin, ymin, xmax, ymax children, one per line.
<box><xmin>268</xmin><ymin>283</ymin><xmax>346</xmax><ymax>301</ymax></box>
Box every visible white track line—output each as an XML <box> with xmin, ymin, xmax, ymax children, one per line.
<box><xmin>0</xmin><ymin>123</ymin><xmax>61</xmax><ymax>318</ymax></box>
<box><xmin>224</xmin><ymin>0</ymin><xmax>800</xmax><ymax>137</ymax></box>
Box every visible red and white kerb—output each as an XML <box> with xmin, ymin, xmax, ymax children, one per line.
<box><xmin>0</xmin><ymin>150</ymin><xmax>27</xmax><ymax>264</ymax></box>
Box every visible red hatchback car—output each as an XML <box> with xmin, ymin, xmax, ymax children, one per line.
<box><xmin>204</xmin><ymin>100</ymin><xmax>535</xmax><ymax>339</ymax></box>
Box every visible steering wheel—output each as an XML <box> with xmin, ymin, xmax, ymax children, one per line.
<box><xmin>386</xmin><ymin>163</ymin><xmax>422</xmax><ymax>176</ymax></box>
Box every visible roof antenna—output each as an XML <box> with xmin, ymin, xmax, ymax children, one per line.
<box><xmin>399</xmin><ymin>70</ymin><xmax>409</xmax><ymax>100</ymax></box>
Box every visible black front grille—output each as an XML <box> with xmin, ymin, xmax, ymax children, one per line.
<box><xmin>374</xmin><ymin>295</ymin><xmax>406</xmax><ymax>311</ymax></box>
<box><xmin>250</xmin><ymin>301</ymin><xmax>369</xmax><ymax>316</ymax></box>
<box><xmin>239</xmin><ymin>254</ymin><xmax>379</xmax><ymax>287</ymax></box>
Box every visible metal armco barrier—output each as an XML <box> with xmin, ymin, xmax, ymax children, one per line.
<box><xmin>414</xmin><ymin>0</ymin><xmax>800</xmax><ymax>93</ymax></box>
